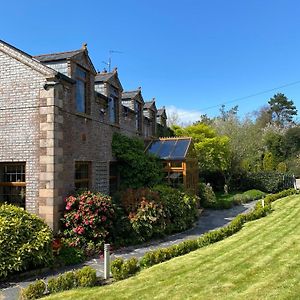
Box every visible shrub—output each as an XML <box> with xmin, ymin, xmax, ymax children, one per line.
<box><xmin>129</xmin><ymin>199</ymin><xmax>166</xmax><ymax>241</ymax></box>
<box><xmin>111</xmin><ymin>257</ymin><xmax>140</xmax><ymax>280</ymax></box>
<box><xmin>56</xmin><ymin>244</ymin><xmax>85</xmax><ymax>266</ymax></box>
<box><xmin>232</xmin><ymin>193</ymin><xmax>248</xmax><ymax>205</ymax></box>
<box><xmin>0</xmin><ymin>204</ymin><xmax>53</xmax><ymax>279</ymax></box>
<box><xmin>198</xmin><ymin>182</ymin><xmax>218</xmax><ymax>208</ymax></box>
<box><xmin>153</xmin><ymin>185</ymin><xmax>199</xmax><ymax>233</ymax></box>
<box><xmin>20</xmin><ymin>280</ymin><xmax>46</xmax><ymax>300</ymax></box>
<box><xmin>75</xmin><ymin>266</ymin><xmax>97</xmax><ymax>288</ymax></box>
<box><xmin>61</xmin><ymin>191</ymin><xmax>115</xmax><ymax>248</ymax></box>
<box><xmin>242</xmin><ymin>189</ymin><xmax>266</xmax><ymax>200</ymax></box>
<box><xmin>48</xmin><ymin>271</ymin><xmax>76</xmax><ymax>293</ymax></box>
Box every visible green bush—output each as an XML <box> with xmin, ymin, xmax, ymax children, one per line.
<box><xmin>129</xmin><ymin>199</ymin><xmax>166</xmax><ymax>241</ymax></box>
<box><xmin>20</xmin><ymin>280</ymin><xmax>46</xmax><ymax>300</ymax></box>
<box><xmin>75</xmin><ymin>266</ymin><xmax>97</xmax><ymax>287</ymax></box>
<box><xmin>56</xmin><ymin>245</ymin><xmax>85</xmax><ymax>266</ymax></box>
<box><xmin>47</xmin><ymin>271</ymin><xmax>76</xmax><ymax>293</ymax></box>
<box><xmin>0</xmin><ymin>204</ymin><xmax>53</xmax><ymax>279</ymax></box>
<box><xmin>243</xmin><ymin>189</ymin><xmax>266</xmax><ymax>200</ymax></box>
<box><xmin>198</xmin><ymin>183</ymin><xmax>217</xmax><ymax>208</ymax></box>
<box><xmin>153</xmin><ymin>185</ymin><xmax>199</xmax><ymax>233</ymax></box>
<box><xmin>111</xmin><ymin>257</ymin><xmax>140</xmax><ymax>280</ymax></box>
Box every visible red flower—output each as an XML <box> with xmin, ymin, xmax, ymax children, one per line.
<box><xmin>52</xmin><ymin>238</ymin><xmax>61</xmax><ymax>251</ymax></box>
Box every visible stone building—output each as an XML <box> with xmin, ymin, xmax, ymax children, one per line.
<box><xmin>0</xmin><ymin>40</ymin><xmax>168</xmax><ymax>230</ymax></box>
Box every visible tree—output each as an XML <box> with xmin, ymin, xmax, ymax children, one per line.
<box><xmin>174</xmin><ymin>123</ymin><xmax>231</xmax><ymax>183</ymax></box>
<box><xmin>283</xmin><ymin>126</ymin><xmax>300</xmax><ymax>157</ymax></box>
<box><xmin>219</xmin><ymin>105</ymin><xmax>239</xmax><ymax>121</ymax></box>
<box><xmin>268</xmin><ymin>93</ymin><xmax>297</xmax><ymax>127</ymax></box>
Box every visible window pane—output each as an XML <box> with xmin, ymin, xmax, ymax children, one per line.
<box><xmin>148</xmin><ymin>141</ymin><xmax>161</xmax><ymax>156</ymax></box>
<box><xmin>109</xmin><ymin>97</ymin><xmax>117</xmax><ymax>123</ymax></box>
<box><xmin>75</xmin><ymin>162</ymin><xmax>90</xmax><ymax>190</ymax></box>
<box><xmin>76</xmin><ymin>80</ymin><xmax>86</xmax><ymax>113</ymax></box>
<box><xmin>172</xmin><ymin>140</ymin><xmax>190</xmax><ymax>159</ymax></box>
<box><xmin>158</xmin><ymin>140</ymin><xmax>176</xmax><ymax>158</ymax></box>
<box><xmin>0</xmin><ymin>163</ymin><xmax>26</xmax><ymax>207</ymax></box>
<box><xmin>76</xmin><ymin>67</ymin><xmax>87</xmax><ymax>80</ymax></box>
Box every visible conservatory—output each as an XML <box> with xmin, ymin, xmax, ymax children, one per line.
<box><xmin>147</xmin><ymin>137</ymin><xmax>198</xmax><ymax>194</ymax></box>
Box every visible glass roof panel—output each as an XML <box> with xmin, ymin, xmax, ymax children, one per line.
<box><xmin>158</xmin><ymin>140</ymin><xmax>176</xmax><ymax>158</ymax></box>
<box><xmin>171</xmin><ymin>140</ymin><xmax>190</xmax><ymax>158</ymax></box>
<box><xmin>148</xmin><ymin>141</ymin><xmax>162</xmax><ymax>156</ymax></box>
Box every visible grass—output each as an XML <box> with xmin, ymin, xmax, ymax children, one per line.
<box><xmin>47</xmin><ymin>194</ymin><xmax>300</xmax><ymax>300</ymax></box>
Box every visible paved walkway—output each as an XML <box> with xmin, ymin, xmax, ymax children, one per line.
<box><xmin>0</xmin><ymin>201</ymin><xmax>256</xmax><ymax>300</ymax></box>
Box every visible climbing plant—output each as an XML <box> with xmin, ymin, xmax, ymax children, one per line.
<box><xmin>112</xmin><ymin>133</ymin><xmax>163</xmax><ymax>189</ymax></box>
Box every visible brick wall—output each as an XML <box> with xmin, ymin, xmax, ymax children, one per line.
<box><xmin>0</xmin><ymin>47</ymin><xmax>49</xmax><ymax>215</ymax></box>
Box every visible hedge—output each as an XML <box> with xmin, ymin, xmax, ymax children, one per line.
<box><xmin>20</xmin><ymin>266</ymin><xmax>97</xmax><ymax>300</ymax></box>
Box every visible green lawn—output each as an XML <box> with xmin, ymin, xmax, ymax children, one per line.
<box><xmin>47</xmin><ymin>194</ymin><xmax>300</xmax><ymax>300</ymax></box>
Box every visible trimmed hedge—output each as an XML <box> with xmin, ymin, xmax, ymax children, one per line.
<box><xmin>20</xmin><ymin>266</ymin><xmax>97</xmax><ymax>299</ymax></box>
<box><xmin>240</xmin><ymin>172</ymin><xmax>294</xmax><ymax>193</ymax></box>
<box><xmin>111</xmin><ymin>189</ymin><xmax>297</xmax><ymax>280</ymax></box>
<box><xmin>0</xmin><ymin>204</ymin><xmax>53</xmax><ymax>279</ymax></box>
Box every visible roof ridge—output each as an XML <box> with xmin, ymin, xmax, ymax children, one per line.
<box><xmin>33</xmin><ymin>48</ymin><xmax>82</xmax><ymax>58</ymax></box>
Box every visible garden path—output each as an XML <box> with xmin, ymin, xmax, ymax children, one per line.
<box><xmin>0</xmin><ymin>201</ymin><xmax>256</xmax><ymax>300</ymax></box>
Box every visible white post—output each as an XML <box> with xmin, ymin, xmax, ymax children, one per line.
<box><xmin>262</xmin><ymin>199</ymin><xmax>265</xmax><ymax>208</ymax></box>
<box><xmin>104</xmin><ymin>243</ymin><xmax>110</xmax><ymax>280</ymax></box>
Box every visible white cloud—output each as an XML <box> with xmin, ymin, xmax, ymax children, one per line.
<box><xmin>165</xmin><ymin>105</ymin><xmax>202</xmax><ymax>126</ymax></box>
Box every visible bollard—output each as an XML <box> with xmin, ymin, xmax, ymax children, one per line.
<box><xmin>104</xmin><ymin>243</ymin><xmax>110</xmax><ymax>280</ymax></box>
<box><xmin>262</xmin><ymin>199</ymin><xmax>264</xmax><ymax>208</ymax></box>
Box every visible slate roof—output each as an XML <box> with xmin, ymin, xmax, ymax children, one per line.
<box><xmin>94</xmin><ymin>72</ymin><xmax>115</xmax><ymax>82</ymax></box>
<box><xmin>157</xmin><ymin>108</ymin><xmax>166</xmax><ymax>117</ymax></box>
<box><xmin>122</xmin><ymin>90</ymin><xmax>140</xmax><ymax>99</ymax></box>
<box><xmin>144</xmin><ymin>100</ymin><xmax>156</xmax><ymax>110</ymax></box>
<box><xmin>34</xmin><ymin>49</ymin><xmax>83</xmax><ymax>62</ymax></box>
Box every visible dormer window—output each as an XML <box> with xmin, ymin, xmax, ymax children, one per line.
<box><xmin>75</xmin><ymin>67</ymin><xmax>87</xmax><ymax>113</ymax></box>
<box><xmin>135</xmin><ymin>101</ymin><xmax>142</xmax><ymax>132</ymax></box>
<box><xmin>108</xmin><ymin>88</ymin><xmax>119</xmax><ymax>124</ymax></box>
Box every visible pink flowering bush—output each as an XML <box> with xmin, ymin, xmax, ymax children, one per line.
<box><xmin>129</xmin><ymin>199</ymin><xmax>166</xmax><ymax>240</ymax></box>
<box><xmin>61</xmin><ymin>191</ymin><xmax>115</xmax><ymax>248</ymax></box>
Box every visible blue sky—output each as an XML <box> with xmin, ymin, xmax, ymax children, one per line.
<box><xmin>1</xmin><ymin>0</ymin><xmax>300</xmax><ymax>123</ymax></box>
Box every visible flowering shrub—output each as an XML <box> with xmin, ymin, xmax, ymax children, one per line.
<box><xmin>153</xmin><ymin>185</ymin><xmax>199</xmax><ymax>233</ymax></box>
<box><xmin>61</xmin><ymin>191</ymin><xmax>115</xmax><ymax>248</ymax></box>
<box><xmin>129</xmin><ymin>199</ymin><xmax>166</xmax><ymax>240</ymax></box>
<box><xmin>119</xmin><ymin>188</ymin><xmax>160</xmax><ymax>213</ymax></box>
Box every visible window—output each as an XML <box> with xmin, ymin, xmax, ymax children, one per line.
<box><xmin>135</xmin><ymin>101</ymin><xmax>142</xmax><ymax>131</ymax></box>
<box><xmin>75</xmin><ymin>162</ymin><xmax>91</xmax><ymax>190</ymax></box>
<box><xmin>0</xmin><ymin>163</ymin><xmax>26</xmax><ymax>207</ymax></box>
<box><xmin>75</xmin><ymin>67</ymin><xmax>87</xmax><ymax>113</ymax></box>
<box><xmin>108</xmin><ymin>96</ymin><xmax>118</xmax><ymax>124</ymax></box>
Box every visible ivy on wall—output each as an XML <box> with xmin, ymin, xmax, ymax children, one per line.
<box><xmin>112</xmin><ymin>133</ymin><xmax>163</xmax><ymax>189</ymax></box>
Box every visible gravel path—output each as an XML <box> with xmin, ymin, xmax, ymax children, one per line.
<box><xmin>0</xmin><ymin>201</ymin><xmax>256</xmax><ymax>300</ymax></box>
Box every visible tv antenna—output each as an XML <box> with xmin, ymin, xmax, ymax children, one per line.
<box><xmin>102</xmin><ymin>50</ymin><xmax>123</xmax><ymax>72</ymax></box>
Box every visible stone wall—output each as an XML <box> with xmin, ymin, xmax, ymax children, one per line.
<box><xmin>0</xmin><ymin>47</ymin><xmax>47</xmax><ymax>215</ymax></box>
